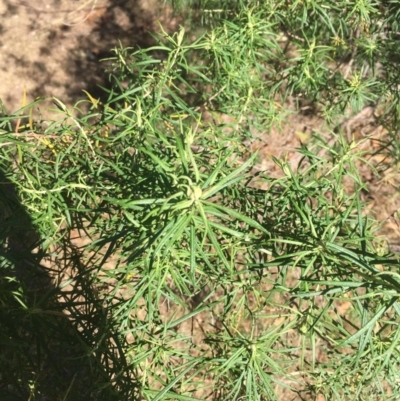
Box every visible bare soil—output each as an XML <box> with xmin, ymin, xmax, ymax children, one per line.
<box><xmin>0</xmin><ymin>0</ymin><xmax>178</xmax><ymax>112</ymax></box>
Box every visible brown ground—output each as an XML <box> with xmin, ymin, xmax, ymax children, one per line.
<box><xmin>0</xmin><ymin>0</ymin><xmax>178</xmax><ymax>112</ymax></box>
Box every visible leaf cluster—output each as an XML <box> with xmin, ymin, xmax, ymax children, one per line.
<box><xmin>1</xmin><ymin>1</ymin><xmax>400</xmax><ymax>400</ymax></box>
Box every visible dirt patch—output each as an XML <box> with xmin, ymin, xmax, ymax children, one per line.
<box><xmin>0</xmin><ymin>0</ymin><xmax>178</xmax><ymax>113</ymax></box>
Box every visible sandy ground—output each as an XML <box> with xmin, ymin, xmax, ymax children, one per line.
<box><xmin>0</xmin><ymin>0</ymin><xmax>177</xmax><ymax>113</ymax></box>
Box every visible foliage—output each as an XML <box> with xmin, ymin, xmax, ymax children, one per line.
<box><xmin>1</xmin><ymin>0</ymin><xmax>400</xmax><ymax>400</ymax></box>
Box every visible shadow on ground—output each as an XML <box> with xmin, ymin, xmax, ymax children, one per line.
<box><xmin>0</xmin><ymin>169</ymin><xmax>138</xmax><ymax>400</ymax></box>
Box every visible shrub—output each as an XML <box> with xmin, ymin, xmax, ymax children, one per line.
<box><xmin>1</xmin><ymin>1</ymin><xmax>400</xmax><ymax>400</ymax></box>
